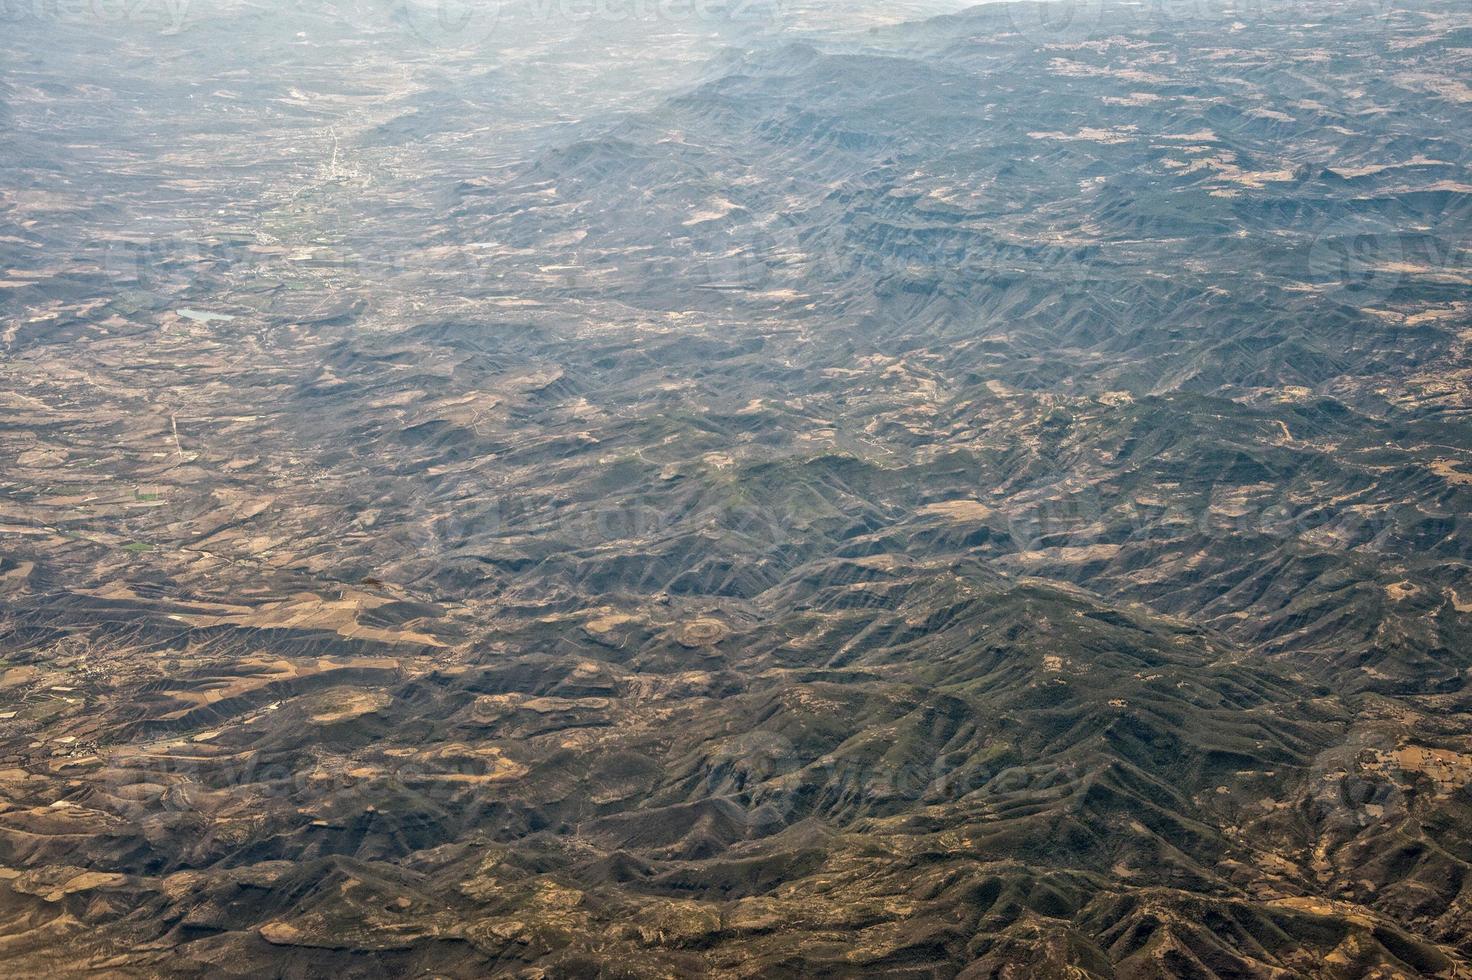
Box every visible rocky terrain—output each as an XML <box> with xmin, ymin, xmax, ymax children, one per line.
<box><xmin>2</xmin><ymin>0</ymin><xmax>1471</xmax><ymax>974</ymax></box>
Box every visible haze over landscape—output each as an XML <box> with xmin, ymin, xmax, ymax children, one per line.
<box><xmin>2</xmin><ymin>0</ymin><xmax>1471</xmax><ymax>975</ymax></box>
